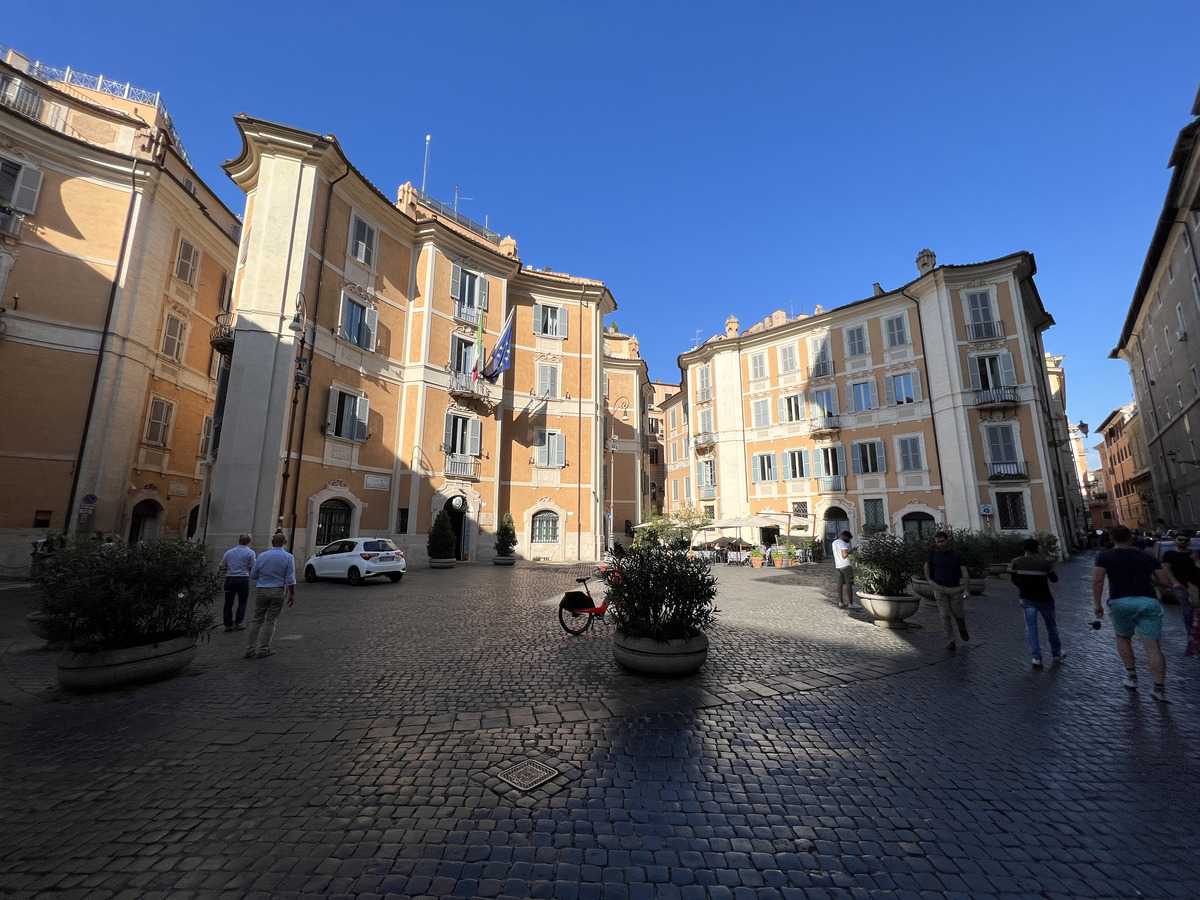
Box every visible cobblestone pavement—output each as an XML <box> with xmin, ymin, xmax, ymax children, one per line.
<box><xmin>1</xmin><ymin>553</ymin><xmax>1199</xmax><ymax>899</ymax></box>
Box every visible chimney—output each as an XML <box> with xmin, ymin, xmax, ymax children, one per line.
<box><xmin>725</xmin><ymin>315</ymin><xmax>739</xmax><ymax>338</ymax></box>
<box><xmin>916</xmin><ymin>249</ymin><xmax>937</xmax><ymax>275</ymax></box>
<box><xmin>872</xmin><ymin>283</ymin><xmax>884</xmax><ymax>297</ymax></box>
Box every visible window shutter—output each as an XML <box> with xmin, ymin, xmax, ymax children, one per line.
<box><xmin>885</xmin><ymin>376</ymin><xmax>896</xmax><ymax>406</ymax></box>
<box><xmin>468</xmin><ymin>419</ymin><xmax>481</xmax><ymax>457</ymax></box>
<box><xmin>773</xmin><ymin>453</ymin><xmax>781</xmax><ymax>482</ymax></box>
<box><xmin>327</xmin><ymin>388</ymin><xmax>339</xmax><ymax>434</ymax></box>
<box><xmin>777</xmin><ymin>396</ymin><xmax>787</xmax><ymax>423</ymax></box>
<box><xmin>558</xmin><ymin>308</ymin><xmax>568</xmax><ymax>339</ymax></box>
<box><xmin>868</xmin><ymin>379</ymin><xmax>877</xmax><ymax>409</ymax></box>
<box><xmin>1000</xmin><ymin>352</ymin><xmax>1017</xmax><ymax>386</ymax></box>
<box><xmin>13</xmin><ymin>166</ymin><xmax>43</xmax><ymax>214</ymax></box>
<box><xmin>835</xmin><ymin>445</ymin><xmax>846</xmax><ymax>475</ymax></box>
<box><xmin>751</xmin><ymin>456</ymin><xmax>761</xmax><ymax>483</ymax></box>
<box><xmin>846</xmin><ymin>387</ymin><xmax>856</xmax><ymax>413</ymax></box>
<box><xmin>534</xmin><ymin>429</ymin><xmax>547</xmax><ymax>466</ymax></box>
<box><xmin>533</xmin><ymin>302</ymin><xmax>543</xmax><ymax>335</ymax></box>
<box><xmin>813</xmin><ymin>450</ymin><xmax>825</xmax><ymax>477</ymax></box>
<box><xmin>554</xmin><ymin>433</ymin><xmax>566</xmax><ymax>467</ymax></box>
<box><xmin>830</xmin><ymin>388</ymin><xmax>840</xmax><ymax>415</ymax></box>
<box><xmin>538</xmin><ymin>365</ymin><xmax>550</xmax><ymax>397</ymax></box>
<box><xmin>450</xmin><ymin>263</ymin><xmax>462</xmax><ymax>301</ymax></box>
<box><xmin>851</xmin><ymin>445</ymin><xmax>863</xmax><ymax>475</ymax></box>
<box><xmin>781</xmin><ymin>453</ymin><xmax>793</xmax><ymax>480</ymax></box>
<box><xmin>444</xmin><ymin>413</ymin><xmax>454</xmax><ymax>452</ymax></box>
<box><xmin>801</xmin><ymin>449</ymin><xmax>810</xmax><ymax>478</ymax></box>
<box><xmin>353</xmin><ymin>396</ymin><xmax>370</xmax><ymax>442</ymax></box>
<box><xmin>696</xmin><ymin>461</ymin><xmax>704</xmax><ymax>486</ymax></box>
<box><xmin>876</xmin><ymin>440</ymin><xmax>887</xmax><ymax>473</ymax></box>
<box><xmin>364</xmin><ymin>306</ymin><xmax>378</xmax><ymax>352</ymax></box>
<box><xmin>912</xmin><ymin>372</ymin><xmax>923</xmax><ymax>402</ymax></box>
<box><xmin>478</xmin><ymin>275</ymin><xmax>489</xmax><ymax>310</ymax></box>
<box><xmin>968</xmin><ymin>357</ymin><xmax>982</xmax><ymax>391</ymax></box>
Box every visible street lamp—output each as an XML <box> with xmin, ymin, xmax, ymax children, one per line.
<box><xmin>1167</xmin><ymin>451</ymin><xmax>1200</xmax><ymax>467</ymax></box>
<box><xmin>1049</xmin><ymin>420</ymin><xmax>1089</xmax><ymax>449</ymax></box>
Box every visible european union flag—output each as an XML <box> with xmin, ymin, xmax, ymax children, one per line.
<box><xmin>481</xmin><ymin>310</ymin><xmax>515</xmax><ymax>384</ymax></box>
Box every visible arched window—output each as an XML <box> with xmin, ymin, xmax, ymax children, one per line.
<box><xmin>902</xmin><ymin>512</ymin><xmax>937</xmax><ymax>539</ymax></box>
<box><xmin>531</xmin><ymin>511</ymin><xmax>559</xmax><ymax>543</ymax></box>
<box><xmin>316</xmin><ymin>499</ymin><xmax>352</xmax><ymax>546</ymax></box>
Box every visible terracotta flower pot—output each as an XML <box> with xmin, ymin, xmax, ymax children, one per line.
<box><xmin>749</xmin><ymin>557</ymin><xmax>764</xmax><ymax>568</ymax></box>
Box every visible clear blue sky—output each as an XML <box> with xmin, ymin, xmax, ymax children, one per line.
<box><xmin>6</xmin><ymin>2</ymin><xmax>1199</xmax><ymax>464</ymax></box>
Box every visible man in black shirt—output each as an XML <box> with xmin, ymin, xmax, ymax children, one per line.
<box><xmin>1010</xmin><ymin>537</ymin><xmax>1063</xmax><ymax>668</ymax></box>
<box><xmin>1093</xmin><ymin>524</ymin><xmax>1167</xmax><ymax>702</ymax></box>
<box><xmin>1161</xmin><ymin>532</ymin><xmax>1198</xmax><ymax>654</ymax></box>
<box><xmin>924</xmin><ymin>531</ymin><xmax>971</xmax><ymax>650</ymax></box>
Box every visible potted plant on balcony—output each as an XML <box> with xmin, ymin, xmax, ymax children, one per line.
<box><xmin>493</xmin><ymin>512</ymin><xmax>517</xmax><ymax>566</ymax></box>
<box><xmin>427</xmin><ymin>509</ymin><xmax>458</xmax><ymax>568</ymax></box>
<box><xmin>853</xmin><ymin>532</ymin><xmax>920</xmax><ymax>628</ymax></box>
<box><xmin>34</xmin><ymin>538</ymin><xmax>219</xmax><ymax>691</ymax></box>
<box><xmin>601</xmin><ymin>543</ymin><xmax>719</xmax><ymax>676</ymax></box>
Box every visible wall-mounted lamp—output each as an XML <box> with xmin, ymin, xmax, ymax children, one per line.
<box><xmin>288</xmin><ymin>291</ymin><xmax>306</xmax><ymax>334</ymax></box>
<box><xmin>1167</xmin><ymin>451</ymin><xmax>1200</xmax><ymax>467</ymax></box>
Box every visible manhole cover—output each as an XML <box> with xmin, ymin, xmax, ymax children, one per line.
<box><xmin>496</xmin><ymin>759</ymin><xmax>558</xmax><ymax>791</ymax></box>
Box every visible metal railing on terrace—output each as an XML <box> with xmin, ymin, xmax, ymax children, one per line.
<box><xmin>453</xmin><ymin>300</ymin><xmax>483</xmax><ymax>325</ymax></box>
<box><xmin>695</xmin><ymin>387</ymin><xmax>712</xmax><ymax>402</ymax></box>
<box><xmin>966</xmin><ymin>319</ymin><xmax>1005</xmax><ymax>341</ymax></box>
<box><xmin>973</xmin><ymin>386</ymin><xmax>1019</xmax><ymax>406</ymax></box>
<box><xmin>808</xmin><ymin>359</ymin><xmax>835</xmax><ymax>378</ymax></box>
<box><xmin>819</xmin><ymin>475</ymin><xmax>846</xmax><ymax>492</ymax></box>
<box><xmin>1</xmin><ymin>44</ymin><xmax>190</xmax><ymax>166</ymax></box>
<box><xmin>988</xmin><ymin>460</ymin><xmax>1029</xmax><ymax>480</ymax></box>
<box><xmin>443</xmin><ymin>452</ymin><xmax>480</xmax><ymax>479</ymax></box>
<box><xmin>412</xmin><ymin>187</ymin><xmax>500</xmax><ymax>245</ymax></box>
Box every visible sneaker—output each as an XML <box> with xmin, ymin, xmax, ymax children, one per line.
<box><xmin>848</xmin><ymin>603</ymin><xmax>863</xmax><ymax>610</ymax></box>
<box><xmin>946</xmin><ymin>641</ymin><xmax>957</xmax><ymax>651</ymax></box>
<box><xmin>1122</xmin><ymin>674</ymin><xmax>1138</xmax><ymax>690</ymax></box>
<box><xmin>837</xmin><ymin>602</ymin><xmax>849</xmax><ymax>609</ymax></box>
<box><xmin>1031</xmin><ymin>658</ymin><xmax>1043</xmax><ymax>668</ymax></box>
<box><xmin>224</xmin><ymin>626</ymin><xmax>234</xmax><ymax>633</ymax></box>
<box><xmin>1053</xmin><ymin>652</ymin><xmax>1066</xmax><ymax>663</ymax></box>
<box><xmin>244</xmin><ymin>649</ymin><xmax>256</xmax><ymax>659</ymax></box>
<box><xmin>257</xmin><ymin>648</ymin><xmax>275</xmax><ymax>658</ymax></box>
<box><xmin>958</xmin><ymin>624</ymin><xmax>970</xmax><ymax>641</ymax></box>
<box><xmin>233</xmin><ymin>623</ymin><xmax>246</xmax><ymax>631</ymax></box>
<box><xmin>1151</xmin><ymin>688</ymin><xmax>1169</xmax><ymax>704</ymax></box>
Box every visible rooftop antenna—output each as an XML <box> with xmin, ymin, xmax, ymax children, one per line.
<box><xmin>693</xmin><ymin>328</ymin><xmax>703</xmax><ymax>349</ymax></box>
<box><xmin>454</xmin><ymin>184</ymin><xmax>472</xmax><ymax>213</ymax></box>
<box><xmin>421</xmin><ymin>135</ymin><xmax>431</xmax><ymax>193</ymax></box>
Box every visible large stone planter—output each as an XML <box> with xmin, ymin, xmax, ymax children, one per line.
<box><xmin>613</xmin><ymin>630</ymin><xmax>708</xmax><ymax>677</ymax></box>
<box><xmin>987</xmin><ymin>563</ymin><xmax>1009</xmax><ymax>577</ymax></box>
<box><xmin>910</xmin><ymin>577</ymin><xmax>935</xmax><ymax>600</ymax></box>
<box><xmin>857</xmin><ymin>592</ymin><xmax>921</xmax><ymax>628</ymax></box>
<box><xmin>57</xmin><ymin>634</ymin><xmax>198</xmax><ymax>692</ymax></box>
<box><xmin>492</xmin><ymin>555</ymin><xmax>516</xmax><ymax>566</ymax></box>
<box><xmin>968</xmin><ymin>578</ymin><xmax>986</xmax><ymax>595</ymax></box>
<box><xmin>428</xmin><ymin>558</ymin><xmax>457</xmax><ymax>569</ymax></box>
<box><xmin>26</xmin><ymin>612</ymin><xmax>68</xmax><ymax>646</ymax></box>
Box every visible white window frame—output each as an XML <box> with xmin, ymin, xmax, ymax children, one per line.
<box><xmin>845</xmin><ymin>325</ymin><xmax>867</xmax><ymax>358</ymax></box>
<box><xmin>161</xmin><ymin>314</ymin><xmax>186</xmax><ymax>362</ymax></box>
<box><xmin>752</xmin><ymin>398</ymin><xmax>770</xmax><ymax>428</ymax></box>
<box><xmin>536</xmin><ymin>362</ymin><xmax>561</xmax><ymax>399</ymax></box>
<box><xmin>338</xmin><ymin>291</ymin><xmax>378</xmax><ymax>351</ymax></box>
<box><xmin>0</xmin><ymin>151</ymin><xmax>44</xmax><ymax>214</ymax></box>
<box><xmin>684</xmin><ymin>475</ymin><xmax>692</xmax><ymax>499</ymax></box>
<box><xmin>444</xmin><ymin>411</ymin><xmax>482</xmax><ymax>457</ymax></box>
<box><xmin>533</xmin><ymin>303</ymin><xmax>567</xmax><ymax>338</ymax></box>
<box><xmin>144</xmin><ymin>397</ymin><xmax>174</xmax><ymax>447</ymax></box>
<box><xmin>751</xmin><ymin>452</ymin><xmax>777</xmax><ymax>483</ymax></box>
<box><xmin>174</xmin><ymin>237</ymin><xmax>201</xmax><ymax>288</ymax></box>
<box><xmin>327</xmin><ymin>387</ymin><xmax>370</xmax><ymax>443</ymax></box>
<box><xmin>531</xmin><ymin>510</ymin><xmax>560</xmax><ymax>542</ymax></box>
<box><xmin>850</xmin><ymin>379</ymin><xmax>876</xmax><ymax>412</ymax></box>
<box><xmin>671</xmin><ymin>479</ymin><xmax>679</xmax><ymax>502</ymax></box>
<box><xmin>885</xmin><ymin>315</ymin><xmax>907</xmax><ymax>348</ymax></box>
<box><xmin>534</xmin><ymin>427</ymin><xmax>566</xmax><ymax>467</ymax></box>
<box><xmin>778</xmin><ymin>344</ymin><xmax>798</xmax><ymax>374</ymax></box>
<box><xmin>749</xmin><ymin>351</ymin><xmax>767</xmax><ymax>381</ymax></box>
<box><xmin>349</xmin><ymin>215</ymin><xmax>377</xmax><ymax>269</ymax></box>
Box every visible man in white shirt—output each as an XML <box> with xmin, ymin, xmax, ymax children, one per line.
<box><xmin>218</xmin><ymin>533</ymin><xmax>256</xmax><ymax>632</ymax></box>
<box><xmin>832</xmin><ymin>531</ymin><xmax>860</xmax><ymax>609</ymax></box>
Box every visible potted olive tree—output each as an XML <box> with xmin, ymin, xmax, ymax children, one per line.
<box><xmin>427</xmin><ymin>509</ymin><xmax>458</xmax><ymax>568</ymax></box>
<box><xmin>853</xmin><ymin>532</ymin><xmax>920</xmax><ymax>628</ymax></box>
<box><xmin>34</xmin><ymin>538</ymin><xmax>219</xmax><ymax>691</ymax></box>
<box><xmin>493</xmin><ymin>512</ymin><xmax>517</xmax><ymax>566</ymax></box>
<box><xmin>601</xmin><ymin>543</ymin><xmax>718</xmax><ymax>676</ymax></box>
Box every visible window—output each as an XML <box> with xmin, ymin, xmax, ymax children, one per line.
<box><xmin>450</xmin><ymin>334</ymin><xmax>478</xmax><ymax>376</ymax></box>
<box><xmin>34</xmin><ymin>509</ymin><xmax>52</xmax><ymax>528</ymax></box>
<box><xmin>209</xmin><ymin>349</ymin><xmax>221</xmax><ymax>380</ymax></box>
<box><xmin>450</xmin><ymin>263</ymin><xmax>489</xmax><ymax>313</ymax></box>
<box><xmin>174</xmin><ymin>238</ymin><xmax>201</xmax><ymax>288</ymax></box>
<box><xmin>811</xmin><ymin>387</ymin><xmax>837</xmax><ymax>417</ymax></box>
<box><xmin>327</xmin><ymin>388</ymin><xmax>369</xmax><ymax>442</ymax></box>
<box><xmin>902</xmin><ymin>512</ymin><xmax>936</xmax><ymax>538</ymax></box>
<box><xmin>696</xmin><ymin>365</ymin><xmax>712</xmax><ymax>400</ymax></box>
<box><xmin>649</xmin><ymin>449</ymin><xmax>660</xmax><ymax>464</ymax></box>
<box><xmin>444</xmin><ymin>412</ymin><xmax>482</xmax><ymax>456</ymax></box>
<box><xmin>339</xmin><ymin>292</ymin><xmax>378</xmax><ymax>351</ymax></box>
<box><xmin>199</xmin><ymin>415</ymin><xmax>213</xmax><ymax>458</ymax></box>
<box><xmin>697</xmin><ymin>459</ymin><xmax>715</xmax><ymax>487</ymax></box>
<box><xmin>532</xmin><ymin>511</ymin><xmax>559</xmax><ymax>542</ymax></box>
<box><xmin>218</xmin><ymin>271</ymin><xmax>232</xmax><ymax>312</ymax></box>
<box><xmin>1154</xmin><ymin>347</ymin><xmax>1162</xmax><ymax>373</ymax></box>
<box><xmin>349</xmin><ymin>215</ymin><xmax>377</xmax><ymax>268</ymax></box>
<box><xmin>783</xmin><ymin>449</ymin><xmax>809</xmax><ymax>480</ymax></box>
<box><xmin>1191</xmin><ymin>366</ymin><xmax>1199</xmax><ymax>394</ymax></box>
<box><xmin>966</xmin><ymin>289</ymin><xmax>999</xmax><ymax>338</ymax></box>
<box><xmin>887</xmin><ymin>373</ymin><xmax>920</xmax><ymax>405</ymax></box>
<box><xmin>161</xmin><ymin>315</ymin><xmax>186</xmax><ymax>362</ymax></box>
<box><xmin>671</xmin><ymin>480</ymin><xmax>679</xmax><ymax>501</ymax></box>
<box><xmin>792</xmin><ymin>501</ymin><xmax>808</xmax><ymax>517</ymax></box>
<box><xmin>536</xmin><ymin>362</ymin><xmax>560</xmax><ymax>398</ymax></box>
<box><xmin>670</xmin><ymin>441</ymin><xmax>677</xmax><ymax>462</ymax></box>
<box><xmin>669</xmin><ymin>409</ymin><xmax>677</xmax><ymax>431</ymax></box>
<box><xmin>698</xmin><ymin>408</ymin><xmax>714</xmax><ymax>435</ymax></box>
<box><xmin>846</xmin><ymin>325</ymin><xmax>866</xmax><ymax>357</ymax></box>
<box><xmin>985</xmin><ymin>424</ymin><xmax>1019</xmax><ymax>465</ymax></box>
<box><xmin>898</xmin><ymin>437</ymin><xmax>923</xmax><ymax>471</ymax></box>
<box><xmin>604</xmin><ymin>374</ymin><xmax>609</xmax><ymax>397</ymax></box>
<box><xmin>863</xmin><ymin>499</ymin><xmax>885</xmax><ymax>528</ymax></box>
<box><xmin>996</xmin><ymin>491</ymin><xmax>1028</xmax><ymax>529</ymax></box>
<box><xmin>1165</xmin><ymin>326</ymin><xmax>1172</xmax><ymax>354</ymax></box>
<box><xmin>684</xmin><ymin>475</ymin><xmax>692</xmax><ymax>499</ymax></box>
<box><xmin>704</xmin><ymin>505</ymin><xmax>715</xmax><ymax>519</ymax></box>
<box><xmin>1178</xmin><ymin>305</ymin><xmax>1188</xmax><ymax>337</ymax></box>
<box><xmin>1192</xmin><ymin>274</ymin><xmax>1200</xmax><ymax>313</ymax></box>
<box><xmin>144</xmin><ymin>398</ymin><xmax>174</xmax><ymax>446</ymax></box>
<box><xmin>534</xmin><ymin>303</ymin><xmax>567</xmax><ymax>338</ymax></box>
<box><xmin>534</xmin><ymin>428</ymin><xmax>566</xmax><ymax>467</ymax></box>
<box><xmin>810</xmin><ymin>337</ymin><xmax>833</xmax><ymax>375</ymax></box>
<box><xmin>750</xmin><ymin>352</ymin><xmax>767</xmax><ymax>381</ymax></box>
<box><xmin>396</xmin><ymin>508</ymin><xmax>409</xmax><ymax>534</ymax></box>
<box><xmin>0</xmin><ymin>154</ymin><xmax>43</xmax><ymax>214</ymax></box>
<box><xmin>779</xmin><ymin>344</ymin><xmax>798</xmax><ymax>373</ymax></box>
<box><xmin>751</xmin><ymin>452</ymin><xmax>777</xmax><ymax>482</ymax></box>
<box><xmin>781</xmin><ymin>393</ymin><xmax>804</xmax><ymax>423</ymax></box>
<box><xmin>851</xmin><ymin>440</ymin><xmax>886</xmax><ymax>474</ymax></box>
<box><xmin>1168</xmin><ymin>260</ymin><xmax>1175</xmax><ymax>283</ymax></box>
<box><xmin>752</xmin><ymin>398</ymin><xmax>770</xmax><ymax>428</ymax></box>
<box><xmin>969</xmin><ymin>352</ymin><xmax>1016</xmax><ymax>390</ymax></box>
<box><xmin>850</xmin><ymin>380</ymin><xmax>876</xmax><ymax>412</ymax></box>
<box><xmin>885</xmin><ymin>315</ymin><xmax>907</xmax><ymax>347</ymax></box>
<box><xmin>815</xmin><ymin>445</ymin><xmax>846</xmax><ymax>476</ymax></box>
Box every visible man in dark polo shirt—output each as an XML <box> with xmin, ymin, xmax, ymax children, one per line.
<box><xmin>1094</xmin><ymin>524</ymin><xmax>1167</xmax><ymax>702</ymax></box>
<box><xmin>924</xmin><ymin>531</ymin><xmax>971</xmax><ymax>650</ymax></box>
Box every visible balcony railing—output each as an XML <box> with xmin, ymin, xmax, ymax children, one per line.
<box><xmin>808</xmin><ymin>415</ymin><xmax>840</xmax><ymax>433</ymax></box>
<box><xmin>819</xmin><ymin>475</ymin><xmax>846</xmax><ymax>492</ymax></box>
<box><xmin>699</xmin><ymin>485</ymin><xmax>716</xmax><ymax>499</ymax></box>
<box><xmin>973</xmin><ymin>386</ymin><xmax>1019</xmax><ymax>406</ymax></box>
<box><xmin>694</xmin><ymin>431</ymin><xmax>716</xmax><ymax>445</ymax></box>
<box><xmin>808</xmin><ymin>359</ymin><xmax>835</xmax><ymax>378</ymax></box>
<box><xmin>209</xmin><ymin>312</ymin><xmax>236</xmax><ymax>356</ymax></box>
<box><xmin>0</xmin><ymin>209</ymin><xmax>24</xmax><ymax>237</ymax></box>
<box><xmin>454</xmin><ymin>301</ymin><xmax>482</xmax><ymax>325</ymax></box>
<box><xmin>448</xmin><ymin>371</ymin><xmax>486</xmax><ymax>397</ymax></box>
<box><xmin>695</xmin><ymin>387</ymin><xmax>712</xmax><ymax>402</ymax></box>
<box><xmin>443</xmin><ymin>452</ymin><xmax>479</xmax><ymax>479</ymax></box>
<box><xmin>412</xmin><ymin>187</ymin><xmax>501</xmax><ymax>245</ymax></box>
<box><xmin>966</xmin><ymin>319</ymin><xmax>1005</xmax><ymax>341</ymax></box>
<box><xmin>988</xmin><ymin>460</ymin><xmax>1029</xmax><ymax>480</ymax></box>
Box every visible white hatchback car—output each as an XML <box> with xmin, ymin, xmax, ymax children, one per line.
<box><xmin>304</xmin><ymin>538</ymin><xmax>406</xmax><ymax>585</ymax></box>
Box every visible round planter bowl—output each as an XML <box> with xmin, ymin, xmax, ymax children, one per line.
<box><xmin>613</xmin><ymin>630</ymin><xmax>709</xmax><ymax>677</ymax></box>
<box><xmin>26</xmin><ymin>612</ymin><xmax>69</xmax><ymax>645</ymax></box>
<box><xmin>57</xmin><ymin>635</ymin><xmax>198</xmax><ymax>692</ymax></box>
<box><xmin>428</xmin><ymin>558</ymin><xmax>457</xmax><ymax>569</ymax></box>
<box><xmin>968</xmin><ymin>578</ymin><xmax>986</xmax><ymax>595</ymax></box>
<box><xmin>987</xmin><ymin>563</ymin><xmax>1009</xmax><ymax>577</ymax></box>
<box><xmin>910</xmin><ymin>578</ymin><xmax>935</xmax><ymax>601</ymax></box>
<box><xmin>492</xmin><ymin>556</ymin><xmax>516</xmax><ymax>566</ymax></box>
<box><xmin>857</xmin><ymin>592</ymin><xmax>920</xmax><ymax>628</ymax></box>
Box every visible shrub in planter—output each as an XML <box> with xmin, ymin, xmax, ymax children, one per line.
<box><xmin>852</xmin><ymin>532</ymin><xmax>915</xmax><ymax>597</ymax></box>
<box><xmin>427</xmin><ymin>510</ymin><xmax>457</xmax><ymax>561</ymax></box>
<box><xmin>602</xmin><ymin>543</ymin><xmax>718</xmax><ymax>641</ymax></box>
<box><xmin>494</xmin><ymin>512</ymin><xmax>518</xmax><ymax>557</ymax></box>
<box><xmin>35</xmin><ymin>538</ymin><xmax>219</xmax><ymax>652</ymax></box>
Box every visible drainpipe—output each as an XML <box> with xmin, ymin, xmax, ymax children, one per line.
<box><xmin>64</xmin><ymin>152</ymin><xmax>145</xmax><ymax>534</ymax></box>
<box><xmin>286</xmin><ymin>156</ymin><xmax>351</xmax><ymax>551</ymax></box>
<box><xmin>578</xmin><ymin>284</ymin><xmax>591</xmax><ymax>561</ymax></box>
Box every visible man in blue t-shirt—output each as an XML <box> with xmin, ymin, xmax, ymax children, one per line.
<box><xmin>1093</xmin><ymin>524</ymin><xmax>1167</xmax><ymax>702</ymax></box>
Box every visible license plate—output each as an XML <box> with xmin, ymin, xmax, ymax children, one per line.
<box><xmin>377</xmin><ymin>555</ymin><xmax>395</xmax><ymax>562</ymax></box>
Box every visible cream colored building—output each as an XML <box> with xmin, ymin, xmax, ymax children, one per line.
<box><xmin>1096</xmin><ymin>403</ymin><xmax>1155</xmax><ymax>530</ymax></box>
<box><xmin>601</xmin><ymin>328</ymin><xmax>649</xmax><ymax>548</ymax></box>
<box><xmin>207</xmin><ymin>116</ymin><xmax>616</xmax><ymax>565</ymax></box>
<box><xmin>663</xmin><ymin>250</ymin><xmax>1078</xmax><ymax>555</ymax></box>
<box><xmin>644</xmin><ymin>380</ymin><xmax>677</xmax><ymax>516</ymax></box>
<box><xmin>0</xmin><ymin>45</ymin><xmax>239</xmax><ymax>568</ymax></box>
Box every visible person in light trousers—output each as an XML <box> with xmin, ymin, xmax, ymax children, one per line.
<box><xmin>245</xmin><ymin>532</ymin><xmax>296</xmax><ymax>659</ymax></box>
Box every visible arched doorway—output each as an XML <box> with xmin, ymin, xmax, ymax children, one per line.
<box><xmin>823</xmin><ymin>506</ymin><xmax>849</xmax><ymax>556</ymax></box>
<box><xmin>443</xmin><ymin>495</ymin><xmax>468</xmax><ymax>560</ymax></box>
<box><xmin>128</xmin><ymin>499</ymin><xmax>163</xmax><ymax>543</ymax></box>
<box><xmin>315</xmin><ymin>499</ymin><xmax>352</xmax><ymax>546</ymax></box>
<box><xmin>186</xmin><ymin>505</ymin><xmax>200</xmax><ymax>541</ymax></box>
<box><xmin>902</xmin><ymin>512</ymin><xmax>937</xmax><ymax>539</ymax></box>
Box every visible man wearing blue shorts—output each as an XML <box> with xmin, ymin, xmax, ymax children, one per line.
<box><xmin>1093</xmin><ymin>524</ymin><xmax>1167</xmax><ymax>702</ymax></box>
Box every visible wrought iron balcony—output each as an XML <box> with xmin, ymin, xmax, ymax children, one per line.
<box><xmin>695</xmin><ymin>387</ymin><xmax>712</xmax><ymax>403</ymax></box>
<box><xmin>443</xmin><ymin>452</ymin><xmax>479</xmax><ymax>480</ymax></box>
<box><xmin>966</xmin><ymin>319</ymin><xmax>1005</xmax><ymax>341</ymax></box>
<box><xmin>209</xmin><ymin>312</ymin><xmax>236</xmax><ymax>357</ymax></box>
<box><xmin>988</xmin><ymin>460</ymin><xmax>1029</xmax><ymax>481</ymax></box>
<box><xmin>808</xmin><ymin>359</ymin><xmax>835</xmax><ymax>379</ymax></box>
<box><xmin>699</xmin><ymin>485</ymin><xmax>716</xmax><ymax>499</ymax></box>
<box><xmin>448</xmin><ymin>371</ymin><xmax>487</xmax><ymax>399</ymax></box>
<box><xmin>818</xmin><ymin>475</ymin><xmax>846</xmax><ymax>492</ymax></box>
<box><xmin>973</xmin><ymin>386</ymin><xmax>1019</xmax><ymax>406</ymax></box>
<box><xmin>808</xmin><ymin>415</ymin><xmax>840</xmax><ymax>434</ymax></box>
<box><xmin>0</xmin><ymin>209</ymin><xmax>23</xmax><ymax>237</ymax></box>
<box><xmin>454</xmin><ymin>301</ymin><xmax>482</xmax><ymax>325</ymax></box>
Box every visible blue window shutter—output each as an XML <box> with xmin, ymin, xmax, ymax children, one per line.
<box><xmin>1000</xmin><ymin>352</ymin><xmax>1017</xmax><ymax>386</ymax></box>
<box><xmin>751</xmin><ymin>455</ymin><xmax>761</xmax><ymax>483</ymax></box>
<box><xmin>835</xmin><ymin>445</ymin><xmax>846</xmax><ymax>475</ymax></box>
<box><xmin>801</xmin><ymin>449</ymin><xmax>810</xmax><ymax>477</ymax></box>
<box><xmin>813</xmin><ymin>450</ymin><xmax>825</xmax><ymax>477</ymax></box>
<box><xmin>774</xmin><ymin>453</ymin><xmax>781</xmax><ymax>481</ymax></box>
<box><xmin>913</xmin><ymin>371</ymin><xmax>923</xmax><ymax>402</ymax></box>
<box><xmin>876</xmin><ymin>440</ymin><xmax>887</xmax><ymax>473</ymax></box>
<box><xmin>443</xmin><ymin>412</ymin><xmax>454</xmax><ymax>451</ymax></box>
<box><xmin>851</xmin><ymin>445</ymin><xmax>863</xmax><ymax>475</ymax></box>
<box><xmin>885</xmin><ymin>375</ymin><xmax>896</xmax><ymax>406</ymax></box>
<box><xmin>968</xmin><ymin>357</ymin><xmax>982</xmax><ymax>391</ymax></box>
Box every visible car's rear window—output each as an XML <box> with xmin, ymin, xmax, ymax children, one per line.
<box><xmin>364</xmin><ymin>540</ymin><xmax>398</xmax><ymax>552</ymax></box>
